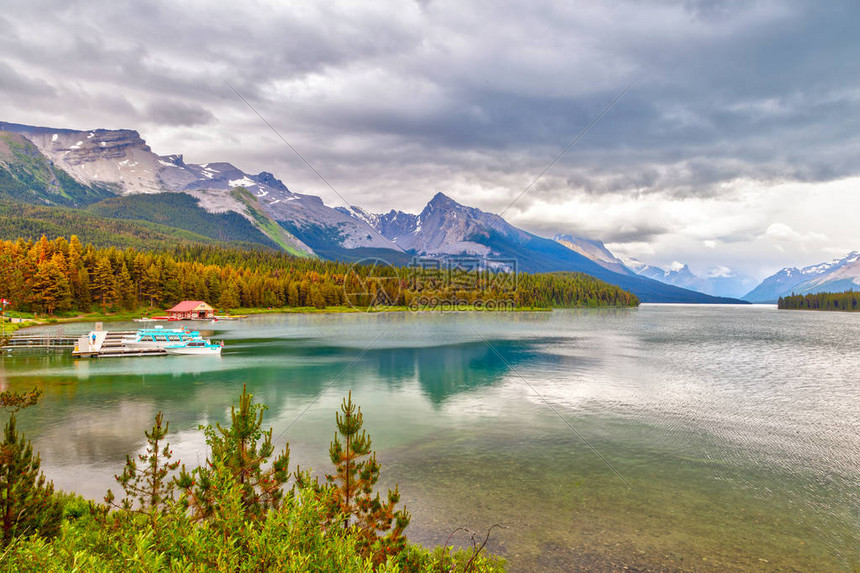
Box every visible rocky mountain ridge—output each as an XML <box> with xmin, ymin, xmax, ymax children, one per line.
<box><xmin>0</xmin><ymin>120</ymin><xmax>747</xmax><ymax>303</ymax></box>
<box><xmin>553</xmin><ymin>235</ymin><xmax>635</xmax><ymax>276</ymax></box>
<box><xmin>744</xmin><ymin>252</ymin><xmax>860</xmax><ymax>302</ymax></box>
<box><xmin>339</xmin><ymin>193</ymin><xmax>744</xmax><ymax>303</ymax></box>
<box><xmin>0</xmin><ymin>121</ymin><xmax>327</xmax><ymax>256</ymax></box>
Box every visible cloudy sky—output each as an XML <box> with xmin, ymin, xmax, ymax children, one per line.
<box><xmin>1</xmin><ymin>0</ymin><xmax>858</xmax><ymax>280</ymax></box>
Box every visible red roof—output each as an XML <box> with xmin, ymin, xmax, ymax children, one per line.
<box><xmin>167</xmin><ymin>301</ymin><xmax>211</xmax><ymax>312</ymax></box>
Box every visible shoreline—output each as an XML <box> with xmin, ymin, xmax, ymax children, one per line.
<box><xmin>4</xmin><ymin>304</ymin><xmax>557</xmax><ymax>334</ymax></box>
<box><xmin>3</xmin><ymin>301</ymin><xmax>647</xmax><ymax>335</ymax></box>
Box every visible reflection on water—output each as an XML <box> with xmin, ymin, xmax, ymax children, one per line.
<box><xmin>4</xmin><ymin>307</ymin><xmax>860</xmax><ymax>571</ymax></box>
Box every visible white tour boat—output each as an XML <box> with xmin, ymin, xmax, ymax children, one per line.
<box><xmin>164</xmin><ymin>339</ymin><xmax>223</xmax><ymax>356</ymax></box>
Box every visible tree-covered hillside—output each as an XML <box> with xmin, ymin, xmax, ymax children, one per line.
<box><xmin>778</xmin><ymin>290</ymin><xmax>859</xmax><ymax>311</ymax></box>
<box><xmin>0</xmin><ymin>201</ymin><xmax>267</xmax><ymax>251</ymax></box>
<box><xmin>86</xmin><ymin>192</ymin><xmax>281</xmax><ymax>249</ymax></box>
<box><xmin>0</xmin><ymin>236</ymin><xmax>638</xmax><ymax>314</ymax></box>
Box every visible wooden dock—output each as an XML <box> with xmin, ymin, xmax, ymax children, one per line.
<box><xmin>1</xmin><ymin>330</ymin><xmax>170</xmax><ymax>358</ymax></box>
<box><xmin>71</xmin><ymin>330</ymin><xmax>168</xmax><ymax>358</ymax></box>
<box><xmin>1</xmin><ymin>326</ymin><xmax>223</xmax><ymax>359</ymax></box>
<box><xmin>1</xmin><ymin>335</ymin><xmax>78</xmax><ymax>352</ymax></box>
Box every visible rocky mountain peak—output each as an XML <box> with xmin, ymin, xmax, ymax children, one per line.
<box><xmin>424</xmin><ymin>191</ymin><xmax>460</xmax><ymax>211</ymax></box>
<box><xmin>160</xmin><ymin>154</ymin><xmax>185</xmax><ymax>168</ymax></box>
<box><xmin>254</xmin><ymin>171</ymin><xmax>288</xmax><ymax>192</ymax></box>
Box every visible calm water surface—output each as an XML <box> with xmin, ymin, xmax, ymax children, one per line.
<box><xmin>2</xmin><ymin>306</ymin><xmax>859</xmax><ymax>571</ymax></box>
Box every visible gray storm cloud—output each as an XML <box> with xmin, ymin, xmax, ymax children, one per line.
<box><xmin>0</xmin><ymin>0</ymin><xmax>858</xmax><ymax>278</ymax></box>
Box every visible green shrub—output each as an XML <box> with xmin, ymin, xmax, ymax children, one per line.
<box><xmin>0</xmin><ymin>389</ymin><xmax>506</xmax><ymax>572</ymax></box>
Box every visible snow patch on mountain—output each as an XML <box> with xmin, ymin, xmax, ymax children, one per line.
<box><xmin>617</xmin><ymin>254</ymin><xmax>755</xmax><ymax>298</ymax></box>
<box><xmin>229</xmin><ymin>177</ymin><xmax>257</xmax><ymax>188</ymax></box>
<box><xmin>745</xmin><ymin>251</ymin><xmax>860</xmax><ymax>302</ymax></box>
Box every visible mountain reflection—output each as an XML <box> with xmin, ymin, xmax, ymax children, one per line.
<box><xmin>4</xmin><ymin>331</ymin><xmax>574</xmax><ymax>476</ymax></box>
<box><xmin>365</xmin><ymin>338</ymin><xmax>557</xmax><ymax>404</ymax></box>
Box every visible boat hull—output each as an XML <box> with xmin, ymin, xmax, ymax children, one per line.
<box><xmin>164</xmin><ymin>346</ymin><xmax>222</xmax><ymax>356</ymax></box>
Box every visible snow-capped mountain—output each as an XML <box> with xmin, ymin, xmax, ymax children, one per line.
<box><xmin>744</xmin><ymin>252</ymin><xmax>860</xmax><ymax>302</ymax></box>
<box><xmin>610</xmin><ymin>255</ymin><xmax>756</xmax><ymax>299</ymax></box>
<box><xmin>618</xmin><ymin>257</ymin><xmax>705</xmax><ymax>292</ymax></box>
<box><xmin>0</xmin><ymin>121</ymin><xmax>400</xmax><ymax>256</ymax></box>
<box><xmin>635</xmin><ymin>260</ymin><xmax>702</xmax><ymax>289</ymax></box>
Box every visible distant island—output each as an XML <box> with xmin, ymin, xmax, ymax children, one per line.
<box><xmin>778</xmin><ymin>291</ymin><xmax>859</xmax><ymax>311</ymax></box>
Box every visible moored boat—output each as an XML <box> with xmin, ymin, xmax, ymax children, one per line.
<box><xmin>122</xmin><ymin>327</ymin><xmax>202</xmax><ymax>350</ymax></box>
<box><xmin>164</xmin><ymin>339</ymin><xmax>223</xmax><ymax>355</ymax></box>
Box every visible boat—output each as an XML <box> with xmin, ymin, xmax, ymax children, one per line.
<box><xmin>133</xmin><ymin>317</ymin><xmax>156</xmax><ymax>323</ymax></box>
<box><xmin>122</xmin><ymin>327</ymin><xmax>202</xmax><ymax>350</ymax></box>
<box><xmin>164</xmin><ymin>339</ymin><xmax>223</xmax><ymax>355</ymax></box>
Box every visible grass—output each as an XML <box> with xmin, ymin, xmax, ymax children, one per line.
<box><xmin>0</xmin><ymin>319</ymin><xmax>31</xmax><ymax>338</ymax></box>
<box><xmin>1</xmin><ymin>308</ymin><xmax>174</xmax><ymax>335</ymax></box>
<box><xmin>230</xmin><ymin>187</ymin><xmax>312</xmax><ymax>257</ymax></box>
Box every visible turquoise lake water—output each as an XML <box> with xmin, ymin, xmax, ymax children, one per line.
<box><xmin>2</xmin><ymin>306</ymin><xmax>858</xmax><ymax>571</ymax></box>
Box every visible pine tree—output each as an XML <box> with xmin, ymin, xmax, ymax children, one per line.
<box><xmin>177</xmin><ymin>385</ymin><xmax>290</xmax><ymax>521</ymax></box>
<box><xmin>30</xmin><ymin>260</ymin><xmax>72</xmax><ymax>315</ymax></box>
<box><xmin>310</xmin><ymin>285</ymin><xmax>326</xmax><ymax>309</ymax></box>
<box><xmin>0</xmin><ymin>389</ymin><xmax>63</xmax><ymax>546</ymax></box>
<box><xmin>204</xmin><ymin>269</ymin><xmax>222</xmax><ymax>305</ymax></box>
<box><xmin>105</xmin><ymin>411</ymin><xmax>179</xmax><ymax>517</ymax></box>
<box><xmin>77</xmin><ymin>266</ymin><xmax>93</xmax><ymax>310</ymax></box>
<box><xmin>160</xmin><ymin>260</ymin><xmax>182</xmax><ymax>307</ymax></box>
<box><xmin>114</xmin><ymin>262</ymin><xmax>136</xmax><ymax>310</ymax></box>
<box><xmin>287</xmin><ymin>282</ymin><xmax>299</xmax><ymax>307</ymax></box>
<box><xmin>68</xmin><ymin>235</ymin><xmax>83</xmax><ymax>267</ymax></box>
<box><xmin>140</xmin><ymin>264</ymin><xmax>161</xmax><ymax>308</ymax></box>
<box><xmin>326</xmin><ymin>392</ymin><xmax>410</xmax><ymax>563</ymax></box>
<box><xmin>218</xmin><ymin>282</ymin><xmax>240</xmax><ymax>310</ymax></box>
<box><xmin>91</xmin><ymin>256</ymin><xmax>116</xmax><ymax>312</ymax></box>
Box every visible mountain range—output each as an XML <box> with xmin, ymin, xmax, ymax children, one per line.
<box><xmin>743</xmin><ymin>252</ymin><xmax>860</xmax><ymax>303</ymax></box>
<box><xmin>7</xmin><ymin>119</ymin><xmax>845</xmax><ymax>304</ymax></box>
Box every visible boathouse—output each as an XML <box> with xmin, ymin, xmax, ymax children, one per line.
<box><xmin>167</xmin><ymin>300</ymin><xmax>215</xmax><ymax>320</ymax></box>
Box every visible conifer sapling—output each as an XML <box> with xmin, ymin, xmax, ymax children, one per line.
<box><xmin>0</xmin><ymin>388</ymin><xmax>63</xmax><ymax>546</ymax></box>
<box><xmin>105</xmin><ymin>411</ymin><xmax>179</xmax><ymax>516</ymax></box>
<box><xmin>326</xmin><ymin>391</ymin><xmax>411</xmax><ymax>563</ymax></box>
<box><xmin>177</xmin><ymin>384</ymin><xmax>290</xmax><ymax>521</ymax></box>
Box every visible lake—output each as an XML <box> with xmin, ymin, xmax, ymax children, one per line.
<box><xmin>2</xmin><ymin>306</ymin><xmax>858</xmax><ymax>571</ymax></box>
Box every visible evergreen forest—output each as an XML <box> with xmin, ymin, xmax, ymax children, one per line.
<box><xmin>777</xmin><ymin>290</ymin><xmax>859</xmax><ymax>311</ymax></box>
<box><xmin>0</xmin><ymin>235</ymin><xmax>639</xmax><ymax>315</ymax></box>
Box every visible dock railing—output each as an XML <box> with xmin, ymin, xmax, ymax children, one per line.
<box><xmin>1</xmin><ymin>326</ymin><xmax>78</xmax><ymax>353</ymax></box>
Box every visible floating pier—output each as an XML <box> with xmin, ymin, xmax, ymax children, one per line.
<box><xmin>72</xmin><ymin>330</ymin><xmax>169</xmax><ymax>358</ymax></box>
<box><xmin>3</xmin><ymin>324</ymin><xmax>216</xmax><ymax>359</ymax></box>
<box><xmin>1</xmin><ymin>334</ymin><xmax>78</xmax><ymax>353</ymax></box>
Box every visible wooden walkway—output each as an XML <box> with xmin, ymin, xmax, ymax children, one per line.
<box><xmin>72</xmin><ymin>330</ymin><xmax>168</xmax><ymax>358</ymax></box>
<box><xmin>1</xmin><ymin>334</ymin><xmax>78</xmax><ymax>352</ymax></box>
<box><xmin>2</xmin><ymin>330</ymin><xmax>185</xmax><ymax>358</ymax></box>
